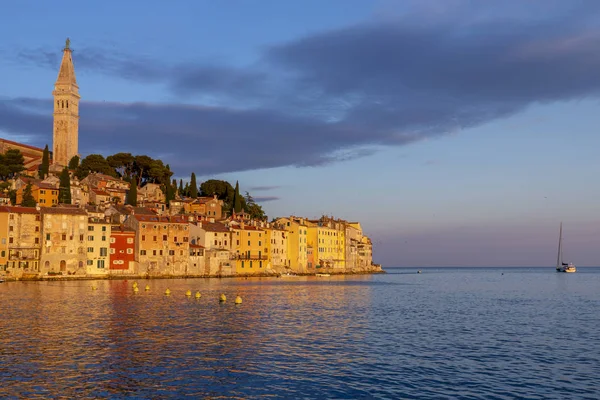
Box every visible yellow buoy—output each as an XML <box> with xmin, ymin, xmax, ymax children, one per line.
<box><xmin>145</xmin><ymin>285</ymin><xmax>150</xmax><ymax>291</ymax></box>
<box><xmin>165</xmin><ymin>288</ymin><xmax>171</xmax><ymax>296</ymax></box>
<box><xmin>219</xmin><ymin>293</ymin><xmax>227</xmax><ymax>302</ymax></box>
<box><xmin>132</xmin><ymin>281</ymin><xmax>138</xmax><ymax>287</ymax></box>
<box><xmin>195</xmin><ymin>291</ymin><xmax>201</xmax><ymax>299</ymax></box>
<box><xmin>185</xmin><ymin>289</ymin><xmax>192</xmax><ymax>296</ymax></box>
<box><xmin>133</xmin><ymin>286</ymin><xmax>139</xmax><ymax>293</ymax></box>
<box><xmin>234</xmin><ymin>296</ymin><xmax>242</xmax><ymax>305</ymax></box>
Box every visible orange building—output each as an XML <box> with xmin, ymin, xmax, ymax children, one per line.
<box><xmin>16</xmin><ymin>179</ymin><xmax>59</xmax><ymax>207</ymax></box>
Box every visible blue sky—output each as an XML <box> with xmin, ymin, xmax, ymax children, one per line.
<box><xmin>1</xmin><ymin>0</ymin><xmax>599</xmax><ymax>267</ymax></box>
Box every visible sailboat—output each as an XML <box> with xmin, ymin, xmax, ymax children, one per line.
<box><xmin>556</xmin><ymin>222</ymin><xmax>576</xmax><ymax>273</ymax></box>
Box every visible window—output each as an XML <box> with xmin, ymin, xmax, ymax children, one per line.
<box><xmin>110</xmin><ymin>248</ymin><xmax>115</xmax><ymax>254</ymax></box>
<box><xmin>79</xmin><ymin>234</ymin><xmax>84</xmax><ymax>241</ymax></box>
<box><xmin>127</xmin><ymin>238</ymin><xmax>134</xmax><ymax>244</ymax></box>
<box><xmin>214</xmin><ymin>240</ymin><xmax>217</xmax><ymax>245</ymax></box>
<box><xmin>9</xmin><ymin>226</ymin><xmax>13</xmax><ymax>232</ymax></box>
<box><xmin>102</xmin><ymin>226</ymin><xmax>106</xmax><ymax>232</ymax></box>
<box><xmin>247</xmin><ymin>241</ymin><xmax>250</xmax><ymax>246</ymax></box>
<box><xmin>100</xmin><ymin>248</ymin><xmax>107</xmax><ymax>256</ymax></box>
<box><xmin>140</xmin><ymin>250</ymin><xmax>147</xmax><ymax>255</ymax></box>
<box><xmin>9</xmin><ymin>238</ymin><xmax>13</xmax><ymax>244</ymax></box>
<box><xmin>237</xmin><ymin>240</ymin><xmax>240</xmax><ymax>245</ymax></box>
<box><xmin>153</xmin><ymin>236</ymin><xmax>157</xmax><ymax>241</ymax></box>
<box><xmin>0</xmin><ymin>251</ymin><xmax>4</xmax><ymax>257</ymax></box>
<box><xmin>259</xmin><ymin>241</ymin><xmax>261</xmax><ymax>246</ymax></box>
<box><xmin>159</xmin><ymin>250</ymin><xmax>163</xmax><ymax>256</ymax></box>
<box><xmin>87</xmin><ymin>260</ymin><xmax>93</xmax><ymax>266</ymax></box>
<box><xmin>62</xmin><ymin>234</ymin><xmax>66</xmax><ymax>240</ymax></box>
<box><xmin>153</xmin><ymin>250</ymin><xmax>157</xmax><ymax>256</ymax></box>
<box><xmin>35</xmin><ymin>238</ymin><xmax>39</xmax><ymax>244</ymax></box>
<box><xmin>224</xmin><ymin>240</ymin><xmax>227</xmax><ymax>246</ymax></box>
<box><xmin>97</xmin><ymin>260</ymin><xmax>105</xmax><ymax>269</ymax></box>
<box><xmin>87</xmin><ymin>247</ymin><xmax>93</xmax><ymax>253</ymax></box>
<box><xmin>174</xmin><ymin>237</ymin><xmax>178</xmax><ymax>242</ymax></box>
<box><xmin>162</xmin><ymin>235</ymin><xmax>167</xmax><ymax>241</ymax></box>
<box><xmin>169</xmin><ymin>250</ymin><xmax>174</xmax><ymax>256</ymax></box>
<box><xmin>183</xmin><ymin>237</ymin><xmax>188</xmax><ymax>242</ymax></box>
<box><xmin>46</xmin><ymin>234</ymin><xmax>50</xmax><ymax>240</ymax></box>
<box><xmin>142</xmin><ymin>235</ymin><xmax>146</xmax><ymax>241</ymax></box>
<box><xmin>88</xmin><ymin>226</ymin><xmax>94</xmax><ymax>231</ymax></box>
<box><xmin>127</xmin><ymin>248</ymin><xmax>133</xmax><ymax>254</ymax></box>
<box><xmin>110</xmin><ymin>237</ymin><xmax>116</xmax><ymax>244</ymax></box>
<box><xmin>0</xmin><ymin>238</ymin><xmax>4</xmax><ymax>244</ymax></box>
<box><xmin>101</xmin><ymin>236</ymin><xmax>106</xmax><ymax>241</ymax></box>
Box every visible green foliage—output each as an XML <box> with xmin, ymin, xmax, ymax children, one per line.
<box><xmin>126</xmin><ymin>179</ymin><xmax>137</xmax><ymax>206</ymax></box>
<box><xmin>190</xmin><ymin>172</ymin><xmax>198</xmax><ymax>198</ymax></box>
<box><xmin>20</xmin><ymin>183</ymin><xmax>37</xmax><ymax>207</ymax></box>
<box><xmin>107</xmin><ymin>153</ymin><xmax>135</xmax><ymax>179</ymax></box>
<box><xmin>179</xmin><ymin>179</ymin><xmax>183</xmax><ymax>196</ymax></box>
<box><xmin>68</xmin><ymin>155</ymin><xmax>80</xmax><ymax>170</ymax></box>
<box><xmin>233</xmin><ymin>181</ymin><xmax>242</xmax><ymax>213</ymax></box>
<box><xmin>8</xmin><ymin>189</ymin><xmax>17</xmax><ymax>206</ymax></box>
<box><xmin>0</xmin><ymin>149</ymin><xmax>25</xmax><ymax>180</ymax></box>
<box><xmin>58</xmin><ymin>167</ymin><xmax>71</xmax><ymax>204</ymax></box>
<box><xmin>39</xmin><ymin>145</ymin><xmax>50</xmax><ymax>179</ymax></box>
<box><xmin>75</xmin><ymin>154</ymin><xmax>116</xmax><ymax>180</ymax></box>
<box><xmin>244</xmin><ymin>191</ymin><xmax>266</xmax><ymax>220</ymax></box>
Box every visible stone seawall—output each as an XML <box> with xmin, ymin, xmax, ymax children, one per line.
<box><xmin>1</xmin><ymin>264</ymin><xmax>384</xmax><ymax>282</ymax></box>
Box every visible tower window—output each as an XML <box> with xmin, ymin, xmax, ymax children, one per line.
<box><xmin>66</xmin><ymin>101</ymin><xmax>68</xmax><ymax>108</ymax></box>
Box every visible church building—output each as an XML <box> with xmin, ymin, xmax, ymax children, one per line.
<box><xmin>52</xmin><ymin>38</ymin><xmax>80</xmax><ymax>168</ymax></box>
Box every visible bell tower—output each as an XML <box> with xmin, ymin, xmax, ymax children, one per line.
<box><xmin>52</xmin><ymin>38</ymin><xmax>80</xmax><ymax>168</ymax></box>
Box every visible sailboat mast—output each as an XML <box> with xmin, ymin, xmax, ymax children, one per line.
<box><xmin>556</xmin><ymin>222</ymin><xmax>562</xmax><ymax>270</ymax></box>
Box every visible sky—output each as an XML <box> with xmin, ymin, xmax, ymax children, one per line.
<box><xmin>1</xmin><ymin>0</ymin><xmax>600</xmax><ymax>267</ymax></box>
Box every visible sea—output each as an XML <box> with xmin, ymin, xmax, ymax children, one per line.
<box><xmin>1</xmin><ymin>267</ymin><xmax>599</xmax><ymax>399</ymax></box>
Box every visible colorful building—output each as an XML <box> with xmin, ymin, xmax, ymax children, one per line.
<box><xmin>275</xmin><ymin>216</ymin><xmax>308</xmax><ymax>273</ymax></box>
<box><xmin>231</xmin><ymin>222</ymin><xmax>268</xmax><ymax>274</ymax></box>
<box><xmin>110</xmin><ymin>225</ymin><xmax>136</xmax><ymax>273</ymax></box>
<box><xmin>40</xmin><ymin>207</ymin><xmax>89</xmax><ymax>274</ymax></box>
<box><xmin>0</xmin><ymin>206</ymin><xmax>42</xmax><ymax>277</ymax></box>
<box><xmin>86</xmin><ymin>217</ymin><xmax>111</xmax><ymax>275</ymax></box>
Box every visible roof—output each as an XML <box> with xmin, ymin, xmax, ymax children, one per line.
<box><xmin>0</xmin><ymin>205</ymin><xmax>40</xmax><ymax>214</ymax></box>
<box><xmin>111</xmin><ymin>225</ymin><xmax>135</xmax><ymax>233</ymax></box>
<box><xmin>0</xmin><ymin>138</ymin><xmax>44</xmax><ymax>153</ymax></box>
<box><xmin>115</xmin><ymin>205</ymin><xmax>156</xmax><ymax>215</ymax></box>
<box><xmin>92</xmin><ymin>189</ymin><xmax>110</xmax><ymax>196</ymax></box>
<box><xmin>189</xmin><ymin>243</ymin><xmax>205</xmax><ymax>249</ymax></box>
<box><xmin>41</xmin><ymin>207</ymin><xmax>88</xmax><ymax>216</ymax></box>
<box><xmin>200</xmin><ymin>222</ymin><xmax>229</xmax><ymax>233</ymax></box>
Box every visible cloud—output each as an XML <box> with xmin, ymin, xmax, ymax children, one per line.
<box><xmin>249</xmin><ymin>186</ymin><xmax>281</xmax><ymax>191</ymax></box>
<box><xmin>253</xmin><ymin>196</ymin><xmax>281</xmax><ymax>203</ymax></box>
<box><xmin>4</xmin><ymin>1</ymin><xmax>600</xmax><ymax>175</ymax></box>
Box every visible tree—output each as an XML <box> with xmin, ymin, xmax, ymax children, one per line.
<box><xmin>39</xmin><ymin>145</ymin><xmax>50</xmax><ymax>179</ymax></box>
<box><xmin>8</xmin><ymin>189</ymin><xmax>17</xmax><ymax>206</ymax></box>
<box><xmin>164</xmin><ymin>181</ymin><xmax>175</xmax><ymax>205</ymax></box>
<box><xmin>179</xmin><ymin>179</ymin><xmax>184</xmax><ymax>196</ymax></box>
<box><xmin>244</xmin><ymin>191</ymin><xmax>266</xmax><ymax>220</ymax></box>
<box><xmin>190</xmin><ymin>173</ymin><xmax>198</xmax><ymax>198</ymax></box>
<box><xmin>20</xmin><ymin>183</ymin><xmax>36</xmax><ymax>207</ymax></box>
<box><xmin>75</xmin><ymin>154</ymin><xmax>116</xmax><ymax>180</ymax></box>
<box><xmin>107</xmin><ymin>152</ymin><xmax>135</xmax><ymax>179</ymax></box>
<box><xmin>0</xmin><ymin>149</ymin><xmax>25</xmax><ymax>180</ymax></box>
<box><xmin>126</xmin><ymin>179</ymin><xmax>137</xmax><ymax>206</ymax></box>
<box><xmin>233</xmin><ymin>181</ymin><xmax>242</xmax><ymax>213</ymax></box>
<box><xmin>58</xmin><ymin>167</ymin><xmax>71</xmax><ymax>204</ymax></box>
<box><xmin>68</xmin><ymin>155</ymin><xmax>80</xmax><ymax>170</ymax></box>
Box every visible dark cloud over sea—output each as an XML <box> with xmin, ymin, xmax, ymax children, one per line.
<box><xmin>3</xmin><ymin>1</ymin><xmax>600</xmax><ymax>175</ymax></box>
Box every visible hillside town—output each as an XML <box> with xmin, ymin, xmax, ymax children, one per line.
<box><xmin>0</xmin><ymin>39</ymin><xmax>381</xmax><ymax>280</ymax></box>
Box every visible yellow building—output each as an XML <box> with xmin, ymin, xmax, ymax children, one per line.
<box><xmin>0</xmin><ymin>206</ymin><xmax>42</xmax><ymax>277</ymax></box>
<box><xmin>306</xmin><ymin>216</ymin><xmax>346</xmax><ymax>271</ymax></box>
<box><xmin>275</xmin><ymin>216</ymin><xmax>308</xmax><ymax>273</ymax></box>
<box><xmin>231</xmin><ymin>222</ymin><xmax>267</xmax><ymax>274</ymax></box>
<box><xmin>16</xmin><ymin>180</ymin><xmax>59</xmax><ymax>207</ymax></box>
<box><xmin>86</xmin><ymin>217</ymin><xmax>111</xmax><ymax>275</ymax></box>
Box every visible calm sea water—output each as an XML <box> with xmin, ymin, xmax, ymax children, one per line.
<box><xmin>1</xmin><ymin>267</ymin><xmax>599</xmax><ymax>399</ymax></box>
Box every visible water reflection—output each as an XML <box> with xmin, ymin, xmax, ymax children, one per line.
<box><xmin>1</xmin><ymin>270</ymin><xmax>599</xmax><ymax>398</ymax></box>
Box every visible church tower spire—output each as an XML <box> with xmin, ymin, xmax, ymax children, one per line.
<box><xmin>52</xmin><ymin>37</ymin><xmax>80</xmax><ymax>168</ymax></box>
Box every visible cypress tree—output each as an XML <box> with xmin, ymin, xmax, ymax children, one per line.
<box><xmin>127</xmin><ymin>179</ymin><xmax>137</xmax><ymax>206</ymax></box>
<box><xmin>233</xmin><ymin>180</ymin><xmax>242</xmax><ymax>213</ymax></box>
<box><xmin>190</xmin><ymin>173</ymin><xmax>198</xmax><ymax>198</ymax></box>
<box><xmin>68</xmin><ymin>155</ymin><xmax>80</xmax><ymax>170</ymax></box>
<box><xmin>21</xmin><ymin>183</ymin><xmax>37</xmax><ymax>207</ymax></box>
<box><xmin>58</xmin><ymin>167</ymin><xmax>71</xmax><ymax>204</ymax></box>
<box><xmin>39</xmin><ymin>145</ymin><xmax>50</xmax><ymax>179</ymax></box>
<box><xmin>179</xmin><ymin>179</ymin><xmax>183</xmax><ymax>195</ymax></box>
